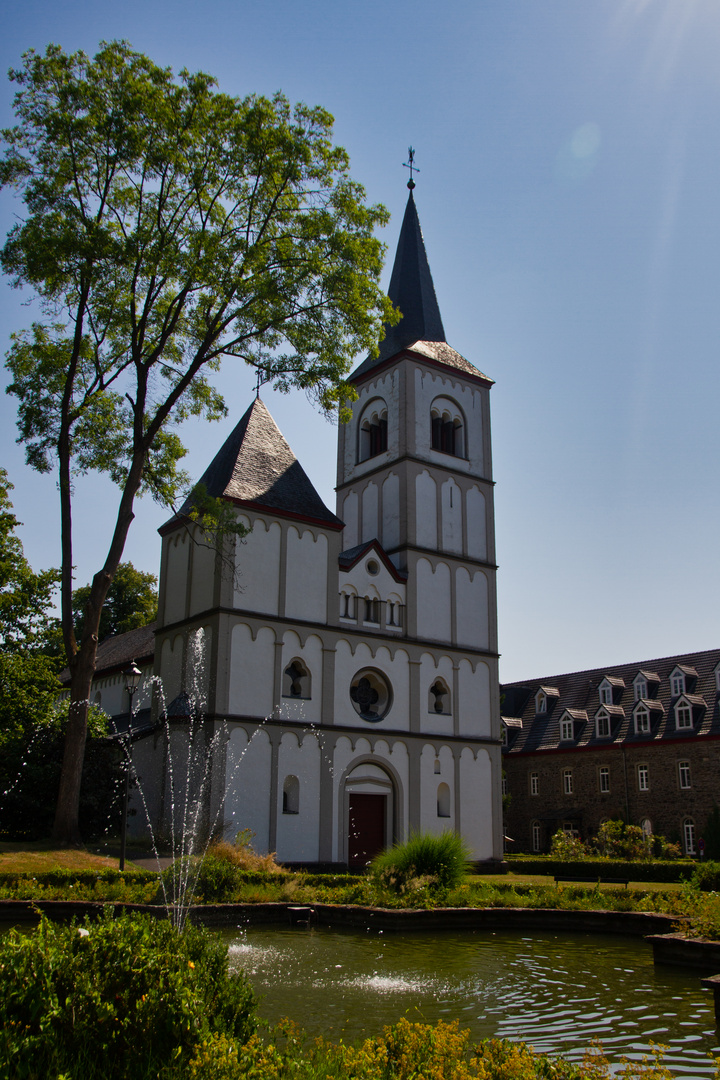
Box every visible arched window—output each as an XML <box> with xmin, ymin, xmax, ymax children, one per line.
<box><xmin>535</xmin><ymin>690</ymin><xmax>547</xmax><ymax>714</ymax></box>
<box><xmin>363</xmin><ymin>597</ymin><xmax>380</xmax><ymax>624</ymax></box>
<box><xmin>282</xmin><ymin>775</ymin><xmax>299</xmax><ymax>815</ymax></box>
<box><xmin>282</xmin><ymin>659</ymin><xmax>311</xmax><ymax>700</ymax></box>
<box><xmin>430</xmin><ymin>397</ymin><xmax>465</xmax><ymax>457</ymax></box>
<box><xmin>429</xmin><ymin>678</ymin><xmax>451</xmax><ymax>715</ymax></box>
<box><xmin>358</xmin><ymin>399</ymin><xmax>388</xmax><ymax>462</ymax></box>
<box><xmin>437</xmin><ymin>782</ymin><xmax>451</xmax><ymax>818</ymax></box>
<box><xmin>641</xmin><ymin>817</ymin><xmax>652</xmax><ymax>838</ymax></box>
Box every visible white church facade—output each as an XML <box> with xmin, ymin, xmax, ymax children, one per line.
<box><xmin>143</xmin><ymin>190</ymin><xmax>503</xmax><ymax>866</ymax></box>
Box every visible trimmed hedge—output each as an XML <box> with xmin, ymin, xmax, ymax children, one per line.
<box><xmin>502</xmin><ymin>858</ymin><xmax>696</xmax><ymax>883</ymax></box>
<box><xmin>0</xmin><ymin>868</ymin><xmax>156</xmax><ymax>887</ymax></box>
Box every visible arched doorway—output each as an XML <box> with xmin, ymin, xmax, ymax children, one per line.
<box><xmin>344</xmin><ymin>761</ymin><xmax>394</xmax><ymax>868</ymax></box>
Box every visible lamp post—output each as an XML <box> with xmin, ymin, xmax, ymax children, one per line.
<box><xmin>119</xmin><ymin>661</ymin><xmax>142</xmax><ymax>872</ymax></box>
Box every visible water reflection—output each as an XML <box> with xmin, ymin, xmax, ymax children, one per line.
<box><xmin>226</xmin><ymin>928</ymin><xmax>719</xmax><ymax>1078</ymax></box>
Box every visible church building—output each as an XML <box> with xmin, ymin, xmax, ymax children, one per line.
<box><xmin>141</xmin><ymin>187</ymin><xmax>503</xmax><ymax>866</ymax></box>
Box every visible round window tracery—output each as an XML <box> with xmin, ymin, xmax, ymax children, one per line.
<box><xmin>350</xmin><ymin>669</ymin><xmax>393</xmax><ymax>722</ymax></box>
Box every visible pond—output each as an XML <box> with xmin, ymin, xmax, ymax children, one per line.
<box><xmin>226</xmin><ymin>926</ymin><xmax>720</xmax><ymax>1078</ymax></box>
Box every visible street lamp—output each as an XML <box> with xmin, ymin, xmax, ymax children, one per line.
<box><xmin>119</xmin><ymin>661</ymin><xmax>142</xmax><ymax>872</ymax></box>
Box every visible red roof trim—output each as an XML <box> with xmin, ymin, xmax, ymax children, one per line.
<box><xmin>160</xmin><ymin>497</ymin><xmax>344</xmax><ymax>537</ymax></box>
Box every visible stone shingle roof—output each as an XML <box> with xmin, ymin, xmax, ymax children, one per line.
<box><xmin>163</xmin><ymin>397</ymin><xmax>342</xmax><ymax>532</ymax></box>
<box><xmin>502</xmin><ymin>647</ymin><xmax>720</xmax><ymax>755</ymax></box>
<box><xmin>59</xmin><ymin>622</ymin><xmax>155</xmax><ymax>685</ymax></box>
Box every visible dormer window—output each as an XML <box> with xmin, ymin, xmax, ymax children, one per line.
<box><xmin>599</xmin><ymin>684</ymin><xmax>612</xmax><ymax>705</ymax></box>
<box><xmin>634</xmin><ymin>677</ymin><xmax>647</xmax><ymax>702</ymax></box>
<box><xmin>596</xmin><ymin>709</ymin><xmax>610</xmax><ymax>738</ymax></box>
<box><xmin>430</xmin><ymin>397</ymin><xmax>465</xmax><ymax>457</ymax></box>
<box><xmin>359</xmin><ymin>399</ymin><xmax>388</xmax><ymax>462</ymax></box>
<box><xmin>670</xmin><ymin>670</ymin><xmax>686</xmax><ymax>697</ymax></box>
<box><xmin>560</xmin><ymin>716</ymin><xmax>574</xmax><ymax>741</ymax></box>
<box><xmin>675</xmin><ymin>699</ymin><xmax>693</xmax><ymax>730</ymax></box>
<box><xmin>634</xmin><ymin>704</ymin><xmax>650</xmax><ymax>735</ymax></box>
<box><xmin>535</xmin><ymin>690</ymin><xmax>547</xmax><ymax>714</ymax></box>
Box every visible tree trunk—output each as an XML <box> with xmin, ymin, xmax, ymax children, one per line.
<box><xmin>51</xmin><ymin>635</ymin><xmax>100</xmax><ymax>846</ymax></box>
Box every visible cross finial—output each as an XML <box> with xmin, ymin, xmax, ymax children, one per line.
<box><xmin>403</xmin><ymin>146</ymin><xmax>419</xmax><ymax>189</ymax></box>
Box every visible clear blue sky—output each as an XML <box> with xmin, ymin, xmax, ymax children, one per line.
<box><xmin>1</xmin><ymin>0</ymin><xmax>719</xmax><ymax>683</ymax></box>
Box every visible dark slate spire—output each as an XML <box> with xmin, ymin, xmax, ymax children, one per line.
<box><xmin>163</xmin><ymin>397</ymin><xmax>342</xmax><ymax>531</ymax></box>
<box><xmin>350</xmin><ymin>188</ymin><xmax>493</xmax><ymax>385</ymax></box>
<box><xmin>379</xmin><ymin>191</ymin><xmax>446</xmax><ymax>361</ymax></box>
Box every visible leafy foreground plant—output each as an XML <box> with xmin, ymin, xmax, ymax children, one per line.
<box><xmin>370</xmin><ymin>830</ymin><xmax>472</xmax><ymax>893</ymax></box>
<box><xmin>0</xmin><ymin>911</ymin><xmax>257</xmax><ymax>1079</ymax></box>
<box><xmin>187</xmin><ymin>1018</ymin><xmax>683</xmax><ymax>1080</ymax></box>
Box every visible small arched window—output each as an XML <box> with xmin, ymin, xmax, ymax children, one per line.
<box><xmin>429</xmin><ymin>678</ymin><xmax>451</xmax><ymax>715</ymax></box>
<box><xmin>282</xmin><ymin>659</ymin><xmax>311</xmax><ymax>700</ymax></box>
<box><xmin>282</xmin><ymin>775</ymin><xmax>299</xmax><ymax>814</ymax></box>
<box><xmin>359</xmin><ymin>399</ymin><xmax>388</xmax><ymax>462</ymax></box>
<box><xmin>430</xmin><ymin>397</ymin><xmax>465</xmax><ymax>457</ymax></box>
<box><xmin>437</xmin><ymin>782</ymin><xmax>451</xmax><ymax>818</ymax></box>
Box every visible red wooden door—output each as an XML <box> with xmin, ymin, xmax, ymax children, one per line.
<box><xmin>348</xmin><ymin>793</ymin><xmax>386</xmax><ymax>867</ymax></box>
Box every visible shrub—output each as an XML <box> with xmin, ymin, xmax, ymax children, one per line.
<box><xmin>370</xmin><ymin>830</ymin><xmax>472</xmax><ymax>892</ymax></box>
<box><xmin>208</xmin><ymin>829</ymin><xmax>286</xmax><ymax>873</ymax></box>
<box><xmin>691</xmin><ymin>860</ymin><xmax>720</xmax><ymax>893</ymax></box>
<box><xmin>0</xmin><ymin>910</ymin><xmax>257</xmax><ymax>1079</ymax></box>
<box><xmin>550</xmin><ymin>830</ymin><xmax>588</xmax><ymax>860</ymax></box>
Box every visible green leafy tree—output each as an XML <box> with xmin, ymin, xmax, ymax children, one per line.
<box><xmin>0</xmin><ymin>467</ymin><xmax>59</xmax><ymax>653</ymax></box>
<box><xmin>0</xmin><ymin>41</ymin><xmax>396</xmax><ymax>844</ymax></box>
<box><xmin>73</xmin><ymin>561</ymin><xmax>158</xmax><ymax>641</ymax></box>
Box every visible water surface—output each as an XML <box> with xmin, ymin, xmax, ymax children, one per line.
<box><xmin>226</xmin><ymin>926</ymin><xmax>719</xmax><ymax>1077</ymax></box>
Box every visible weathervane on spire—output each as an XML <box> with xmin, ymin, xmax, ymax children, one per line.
<box><xmin>403</xmin><ymin>146</ymin><xmax>419</xmax><ymax>189</ymax></box>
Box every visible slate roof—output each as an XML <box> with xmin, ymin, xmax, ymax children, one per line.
<box><xmin>350</xmin><ymin>192</ymin><xmax>491</xmax><ymax>385</ymax></box>
<box><xmin>162</xmin><ymin>397</ymin><xmax>342</xmax><ymax>532</ymax></box>
<box><xmin>501</xmin><ymin>647</ymin><xmax>720</xmax><ymax>755</ymax></box>
<box><xmin>59</xmin><ymin>622</ymin><xmax>156</xmax><ymax>686</ymax></box>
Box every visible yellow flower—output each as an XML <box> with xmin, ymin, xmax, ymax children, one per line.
<box><xmin>188</xmin><ymin>961</ymin><xmax>195</xmax><ymax>969</ymax></box>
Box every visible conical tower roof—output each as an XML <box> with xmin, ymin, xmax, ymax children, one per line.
<box><xmin>351</xmin><ymin>190</ymin><xmax>491</xmax><ymax>385</ymax></box>
<box><xmin>163</xmin><ymin>397</ymin><xmax>342</xmax><ymax>531</ymax></box>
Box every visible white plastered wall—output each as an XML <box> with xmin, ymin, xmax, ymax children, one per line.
<box><xmin>413</xmin><ymin>367</ymin><xmax>485</xmax><ymax>476</ymax></box>
<box><xmin>341</xmin><ymin>491</ymin><xmax>359</xmax><ymax>550</ymax></box>
<box><xmin>441</xmin><ymin>479</ymin><xmax>463</xmax><ymax>555</ymax></box>
<box><xmin>164</xmin><ymin>532</ymin><xmax>190</xmax><ymax>625</ymax></box>
<box><xmin>338</xmin><ymin>370</ymin><xmax>400</xmax><ymax>485</ymax></box>
<box><xmin>159</xmin><ymin>635</ymin><xmax>184</xmax><ymax>705</ymax></box>
<box><xmin>333</xmin><ymin>640</ymin><xmax>410</xmax><ymax>731</ymax></box>
<box><xmin>459</xmin><ymin>746</ymin><xmax>494</xmax><ymax>859</ymax></box>
<box><xmin>228</xmin><ymin>623</ymin><xmax>276</xmax><ymax>718</ymax></box>
<box><xmin>234</xmin><ymin>516</ymin><xmax>281</xmax><ymax>615</ymax></box>
<box><xmin>223</xmin><ymin>726</ymin><xmax>272</xmax><ymax>851</ymax></box>
<box><xmin>455</xmin><ymin>567</ymin><xmax>488</xmax><ymax>650</ymax></box>
<box><xmin>382</xmin><ymin>473</ymin><xmax>400</xmax><ymax>550</ymax></box>
<box><xmin>189</xmin><ymin>535</ymin><xmax>216</xmax><ymax>616</ymax></box>
<box><xmin>361</xmin><ymin>483</ymin><xmax>379</xmax><ymax>544</ymax></box>
<box><xmin>416</xmin><ymin>558</ymin><xmax>451</xmax><ymax>643</ymax></box>
<box><xmin>458</xmin><ymin>659</ymin><xmax>491</xmax><ymax>737</ymax></box>
<box><xmin>419</xmin><ymin>652</ymin><xmax>455</xmax><ymax>737</ymax></box>
<box><xmin>420</xmin><ymin>743</ymin><xmax>455</xmax><ymax>833</ymax></box>
<box><xmin>285</xmin><ymin>527</ymin><xmax>328</xmax><ymax>623</ymax></box>
<box><xmin>415</xmin><ymin>471</ymin><xmax>438</xmax><ymax>549</ymax></box>
<box><xmin>275</xmin><ymin>731</ymin><xmax>321</xmax><ymax>862</ymax></box>
<box><xmin>276</xmin><ymin>631</ymin><xmax>323</xmax><ymax>723</ymax></box>
<box><xmin>466</xmin><ymin>486</ymin><xmax>487</xmax><ymax>562</ymax></box>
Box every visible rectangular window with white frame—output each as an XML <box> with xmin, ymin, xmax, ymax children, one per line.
<box><xmin>530</xmin><ymin>772</ymin><xmax>539</xmax><ymax>796</ymax></box>
<box><xmin>598</xmin><ymin>766</ymin><xmax>610</xmax><ymax>793</ymax></box>
<box><xmin>563</xmin><ymin>769</ymin><xmax>573</xmax><ymax>795</ymax></box>
<box><xmin>678</xmin><ymin>760</ymin><xmax>691</xmax><ymax>789</ymax></box>
<box><xmin>683</xmin><ymin>819</ymin><xmax>696</xmax><ymax>855</ymax></box>
<box><xmin>532</xmin><ymin>821</ymin><xmax>541</xmax><ymax>853</ymax></box>
<box><xmin>637</xmin><ymin>764</ymin><xmax>649</xmax><ymax>792</ymax></box>
<box><xmin>560</xmin><ymin>717</ymin><xmax>573</xmax><ymax>741</ymax></box>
